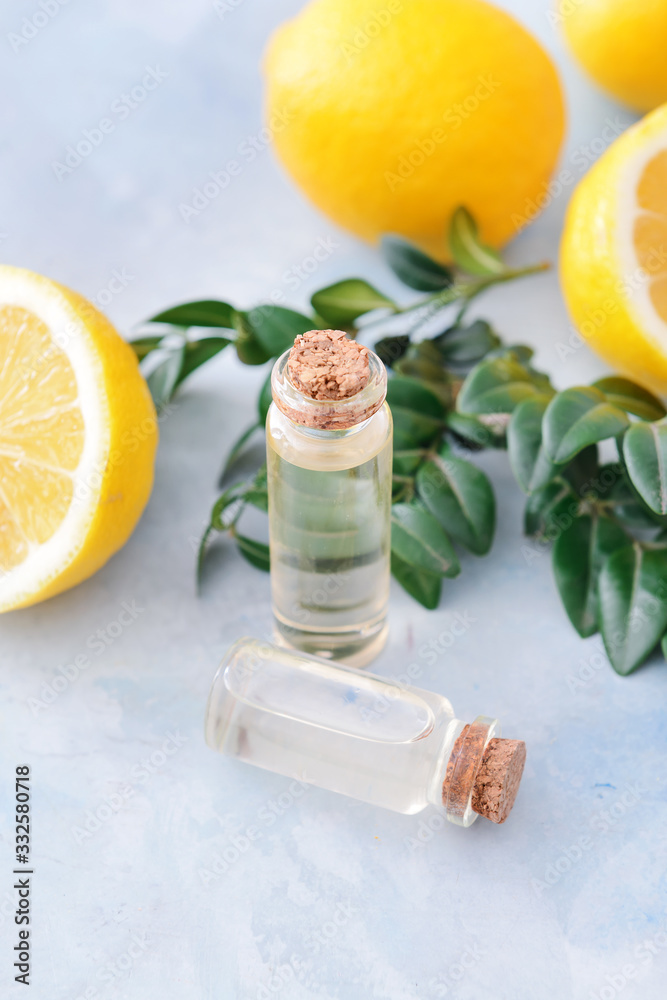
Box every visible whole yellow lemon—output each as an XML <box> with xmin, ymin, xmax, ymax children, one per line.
<box><xmin>265</xmin><ymin>0</ymin><xmax>565</xmax><ymax>260</ymax></box>
<box><xmin>560</xmin><ymin>104</ymin><xmax>667</xmax><ymax>395</ymax></box>
<box><xmin>560</xmin><ymin>0</ymin><xmax>667</xmax><ymax>113</ymax></box>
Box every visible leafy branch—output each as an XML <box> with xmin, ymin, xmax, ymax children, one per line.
<box><xmin>131</xmin><ymin>206</ymin><xmax>667</xmax><ymax>677</ymax></box>
<box><xmin>458</xmin><ymin>358</ymin><xmax>667</xmax><ymax>675</ymax></box>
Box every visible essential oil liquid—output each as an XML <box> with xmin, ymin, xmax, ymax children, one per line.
<box><xmin>206</xmin><ymin>640</ymin><xmax>526</xmax><ymax>826</ymax></box>
<box><xmin>266</xmin><ymin>404</ymin><xmax>392</xmax><ymax>666</ymax></box>
<box><xmin>205</xmin><ymin>640</ymin><xmax>460</xmax><ymax>815</ymax></box>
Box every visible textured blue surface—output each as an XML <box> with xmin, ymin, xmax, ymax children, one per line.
<box><xmin>0</xmin><ymin>1</ymin><xmax>666</xmax><ymax>998</ymax></box>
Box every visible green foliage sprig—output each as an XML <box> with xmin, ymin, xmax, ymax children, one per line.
<box><xmin>457</xmin><ymin>355</ymin><xmax>667</xmax><ymax>675</ymax></box>
<box><xmin>131</xmin><ymin>207</ymin><xmax>667</xmax><ymax>677</ymax></box>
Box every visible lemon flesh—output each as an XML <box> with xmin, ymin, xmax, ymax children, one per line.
<box><xmin>0</xmin><ymin>266</ymin><xmax>157</xmax><ymax>612</ymax></box>
<box><xmin>561</xmin><ymin>104</ymin><xmax>667</xmax><ymax>396</ymax></box>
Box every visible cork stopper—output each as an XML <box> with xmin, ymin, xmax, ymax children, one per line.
<box><xmin>442</xmin><ymin>721</ymin><xmax>526</xmax><ymax>826</ymax></box>
<box><xmin>271</xmin><ymin>330</ymin><xmax>386</xmax><ymax>431</ymax></box>
<box><xmin>288</xmin><ymin>329</ymin><xmax>370</xmax><ymax>400</ymax></box>
<box><xmin>471</xmin><ymin>738</ymin><xmax>526</xmax><ymax>824</ymax></box>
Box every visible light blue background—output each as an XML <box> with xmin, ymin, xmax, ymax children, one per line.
<box><xmin>0</xmin><ymin>1</ymin><xmax>665</xmax><ymax>998</ymax></box>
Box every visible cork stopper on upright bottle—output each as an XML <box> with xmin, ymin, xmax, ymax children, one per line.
<box><xmin>442</xmin><ymin>720</ymin><xmax>526</xmax><ymax>825</ymax></box>
<box><xmin>272</xmin><ymin>329</ymin><xmax>387</xmax><ymax>430</ymax></box>
<box><xmin>288</xmin><ymin>329</ymin><xmax>370</xmax><ymax>401</ymax></box>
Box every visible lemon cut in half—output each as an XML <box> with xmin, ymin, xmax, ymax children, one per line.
<box><xmin>561</xmin><ymin>104</ymin><xmax>667</xmax><ymax>396</ymax></box>
<box><xmin>0</xmin><ymin>266</ymin><xmax>157</xmax><ymax>612</ymax></box>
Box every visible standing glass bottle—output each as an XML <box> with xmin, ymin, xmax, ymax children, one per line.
<box><xmin>266</xmin><ymin>330</ymin><xmax>392</xmax><ymax>667</ymax></box>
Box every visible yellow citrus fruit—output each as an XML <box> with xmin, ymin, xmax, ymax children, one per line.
<box><xmin>560</xmin><ymin>104</ymin><xmax>667</xmax><ymax>395</ymax></box>
<box><xmin>0</xmin><ymin>266</ymin><xmax>157</xmax><ymax>612</ymax></box>
<box><xmin>560</xmin><ymin>0</ymin><xmax>667</xmax><ymax>113</ymax></box>
<box><xmin>264</xmin><ymin>0</ymin><xmax>565</xmax><ymax>259</ymax></box>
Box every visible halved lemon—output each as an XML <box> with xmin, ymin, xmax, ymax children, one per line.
<box><xmin>0</xmin><ymin>266</ymin><xmax>157</xmax><ymax>612</ymax></box>
<box><xmin>560</xmin><ymin>103</ymin><xmax>667</xmax><ymax>396</ymax></box>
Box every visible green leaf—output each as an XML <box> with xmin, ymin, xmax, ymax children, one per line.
<box><xmin>196</xmin><ymin>525</ymin><xmax>213</xmax><ymax>589</ymax></box>
<box><xmin>486</xmin><ymin>344</ymin><xmax>534</xmax><ymax>365</ymax></box>
<box><xmin>395</xmin><ymin>355</ymin><xmax>449</xmax><ymax>387</ymax></box>
<box><xmin>403</xmin><ymin>340</ymin><xmax>444</xmax><ymax>366</ymax></box>
<box><xmin>211</xmin><ymin>467</ymin><xmax>269</xmax><ymax>526</ymax></box>
<box><xmin>147</xmin><ymin>300</ymin><xmax>235</xmax><ymax>328</ymax></box>
<box><xmin>244</xmin><ymin>487</ymin><xmax>269</xmax><ymax>514</ymax></box>
<box><xmin>552</xmin><ymin>513</ymin><xmax>629</xmax><ymax>638</ymax></box>
<box><xmin>246</xmin><ymin>306</ymin><xmax>314</xmax><ymax>356</ymax></box>
<box><xmin>599</xmin><ymin>544</ymin><xmax>667</xmax><ymax>675</ymax></box>
<box><xmin>233</xmin><ymin>310</ymin><xmax>273</xmax><ymax>365</ymax></box>
<box><xmin>416</xmin><ymin>450</ymin><xmax>495</xmax><ymax>555</ymax></box>
<box><xmin>235</xmin><ymin>534</ymin><xmax>270</xmax><ymax>572</ymax></box>
<box><xmin>387</xmin><ymin>375</ymin><xmax>445</xmax><ymax>449</ymax></box>
<box><xmin>523</xmin><ymin>478</ymin><xmax>577</xmax><ymax>538</ymax></box>
<box><xmin>129</xmin><ymin>334</ymin><xmax>165</xmax><ymax>360</ymax></box>
<box><xmin>445</xmin><ymin>411</ymin><xmax>502</xmax><ymax>449</ymax></box>
<box><xmin>395</xmin><ymin>341</ymin><xmax>452</xmax><ymax>391</ymax></box>
<box><xmin>241</xmin><ymin>467</ymin><xmax>269</xmax><ymax>514</ymax></box>
<box><xmin>218</xmin><ymin>423</ymin><xmax>261</xmax><ymax>485</ymax></box>
<box><xmin>393</xmin><ymin>449</ymin><xmax>425</xmax><ymax>477</ymax></box>
<box><xmin>210</xmin><ymin>482</ymin><xmax>249</xmax><ymax>531</ymax></box>
<box><xmin>432</xmin><ymin>320</ymin><xmax>501</xmax><ymax>366</ymax></box>
<box><xmin>508</xmin><ymin>394</ymin><xmax>562</xmax><ymax>494</ymax></box>
<box><xmin>586</xmin><ymin>460</ymin><xmax>621</xmax><ymax>500</ymax></box>
<box><xmin>542</xmin><ymin>387</ymin><xmax>630</xmax><ymax>465</ymax></box>
<box><xmin>391</xmin><ymin>503</ymin><xmax>460</xmax><ymax>577</ymax></box>
<box><xmin>145</xmin><ymin>345</ymin><xmax>185</xmax><ymax>410</ymax></box>
<box><xmin>608</xmin><ymin>470</ymin><xmax>667</xmax><ymax>530</ymax></box>
<box><xmin>386</xmin><ymin>376</ymin><xmax>446</xmax><ymax>419</ymax></box>
<box><xmin>311</xmin><ymin>279</ymin><xmax>396</xmax><ymax>326</ymax></box>
<box><xmin>623</xmin><ymin>420</ymin><xmax>667</xmax><ymax>515</ymax></box>
<box><xmin>564</xmin><ymin>445</ymin><xmax>601</xmax><ymax>497</ymax></box>
<box><xmin>199</xmin><ymin>470</ymin><xmax>269</xmax><ymax>583</ymax></box>
<box><xmin>175</xmin><ymin>336</ymin><xmax>231</xmax><ymax>388</ymax></box>
<box><xmin>382</xmin><ymin>236</ymin><xmax>453</xmax><ymax>291</ymax></box>
<box><xmin>390</xmin><ymin>552</ymin><xmax>442</xmax><ymax>609</ymax></box>
<box><xmin>592</xmin><ymin>377</ymin><xmax>666</xmax><ymax>422</ymax></box>
<box><xmin>374</xmin><ymin>334</ymin><xmax>410</xmax><ymax>368</ymax></box>
<box><xmin>457</xmin><ymin>356</ymin><xmax>548</xmax><ymax>415</ymax></box>
<box><xmin>258</xmin><ymin>369</ymin><xmax>273</xmax><ymax>425</ymax></box>
<box><xmin>448</xmin><ymin>206</ymin><xmax>504</xmax><ymax>277</ymax></box>
<box><xmin>391</xmin><ymin>409</ymin><xmax>443</xmax><ymax>449</ymax></box>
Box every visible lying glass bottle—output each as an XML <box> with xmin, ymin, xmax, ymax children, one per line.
<box><xmin>205</xmin><ymin>639</ymin><xmax>526</xmax><ymax>827</ymax></box>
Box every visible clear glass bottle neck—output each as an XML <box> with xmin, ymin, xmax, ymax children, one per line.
<box><xmin>435</xmin><ymin>716</ymin><xmax>501</xmax><ymax>827</ymax></box>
